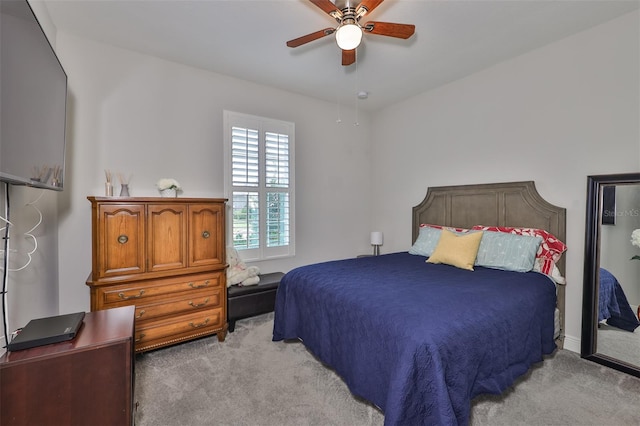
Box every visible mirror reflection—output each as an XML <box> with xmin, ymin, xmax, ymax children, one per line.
<box><xmin>598</xmin><ymin>183</ymin><xmax>640</xmax><ymax>366</ymax></box>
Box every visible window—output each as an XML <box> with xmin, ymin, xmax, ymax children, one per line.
<box><xmin>223</xmin><ymin>111</ymin><xmax>295</xmax><ymax>261</ymax></box>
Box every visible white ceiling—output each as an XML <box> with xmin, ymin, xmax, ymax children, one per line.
<box><xmin>43</xmin><ymin>0</ymin><xmax>639</xmax><ymax>111</ymax></box>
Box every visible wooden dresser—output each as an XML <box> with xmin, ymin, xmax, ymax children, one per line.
<box><xmin>86</xmin><ymin>197</ymin><xmax>228</xmax><ymax>352</ymax></box>
<box><xmin>1</xmin><ymin>306</ymin><xmax>135</xmax><ymax>426</ymax></box>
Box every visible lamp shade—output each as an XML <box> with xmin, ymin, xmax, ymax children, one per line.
<box><xmin>335</xmin><ymin>23</ymin><xmax>363</xmax><ymax>50</ymax></box>
<box><xmin>370</xmin><ymin>231</ymin><xmax>383</xmax><ymax>246</ymax></box>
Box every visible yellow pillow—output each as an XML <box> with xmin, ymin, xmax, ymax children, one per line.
<box><xmin>426</xmin><ymin>230</ymin><xmax>483</xmax><ymax>271</ymax></box>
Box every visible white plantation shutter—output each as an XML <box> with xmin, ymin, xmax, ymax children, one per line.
<box><xmin>224</xmin><ymin>111</ymin><xmax>295</xmax><ymax>261</ymax></box>
<box><xmin>231</xmin><ymin>191</ymin><xmax>259</xmax><ymax>250</ymax></box>
<box><xmin>266</xmin><ymin>192</ymin><xmax>289</xmax><ymax>247</ymax></box>
<box><xmin>265</xmin><ymin>132</ymin><xmax>290</xmax><ymax>248</ymax></box>
<box><xmin>265</xmin><ymin>132</ymin><xmax>289</xmax><ymax>188</ymax></box>
<box><xmin>232</xmin><ymin>127</ymin><xmax>259</xmax><ymax>187</ymax></box>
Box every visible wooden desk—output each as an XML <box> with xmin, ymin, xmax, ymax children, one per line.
<box><xmin>0</xmin><ymin>306</ymin><xmax>135</xmax><ymax>426</ymax></box>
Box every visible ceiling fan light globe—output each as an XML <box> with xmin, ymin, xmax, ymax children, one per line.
<box><xmin>335</xmin><ymin>23</ymin><xmax>362</xmax><ymax>50</ymax></box>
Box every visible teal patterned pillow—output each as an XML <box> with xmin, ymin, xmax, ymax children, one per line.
<box><xmin>409</xmin><ymin>226</ymin><xmax>442</xmax><ymax>257</ymax></box>
<box><xmin>409</xmin><ymin>225</ymin><xmax>470</xmax><ymax>257</ymax></box>
<box><xmin>475</xmin><ymin>232</ymin><xmax>542</xmax><ymax>272</ymax></box>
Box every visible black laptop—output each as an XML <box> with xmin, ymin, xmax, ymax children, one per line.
<box><xmin>7</xmin><ymin>311</ymin><xmax>85</xmax><ymax>351</ymax></box>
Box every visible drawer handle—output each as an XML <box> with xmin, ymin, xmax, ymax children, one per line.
<box><xmin>135</xmin><ymin>310</ymin><xmax>146</xmax><ymax>319</ymax></box>
<box><xmin>135</xmin><ymin>333</ymin><xmax>146</xmax><ymax>343</ymax></box>
<box><xmin>189</xmin><ymin>318</ymin><xmax>210</xmax><ymax>328</ymax></box>
<box><xmin>118</xmin><ymin>290</ymin><xmax>145</xmax><ymax>300</ymax></box>
<box><xmin>188</xmin><ymin>280</ymin><xmax>210</xmax><ymax>289</ymax></box>
<box><xmin>117</xmin><ymin>234</ymin><xmax>129</xmax><ymax>244</ymax></box>
<box><xmin>202</xmin><ymin>230</ymin><xmax>210</xmax><ymax>239</ymax></box>
<box><xmin>188</xmin><ymin>298</ymin><xmax>210</xmax><ymax>308</ymax></box>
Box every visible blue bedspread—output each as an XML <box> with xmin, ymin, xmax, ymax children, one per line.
<box><xmin>599</xmin><ymin>268</ymin><xmax>640</xmax><ymax>332</ymax></box>
<box><xmin>273</xmin><ymin>252</ymin><xmax>557</xmax><ymax>426</ymax></box>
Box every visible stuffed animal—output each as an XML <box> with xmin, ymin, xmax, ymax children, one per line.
<box><xmin>226</xmin><ymin>247</ymin><xmax>260</xmax><ymax>287</ymax></box>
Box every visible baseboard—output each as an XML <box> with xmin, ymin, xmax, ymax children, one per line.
<box><xmin>562</xmin><ymin>334</ymin><xmax>580</xmax><ymax>354</ymax></box>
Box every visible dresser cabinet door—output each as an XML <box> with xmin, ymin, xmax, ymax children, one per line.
<box><xmin>189</xmin><ymin>203</ymin><xmax>225</xmax><ymax>268</ymax></box>
<box><xmin>97</xmin><ymin>204</ymin><xmax>145</xmax><ymax>278</ymax></box>
<box><xmin>147</xmin><ymin>204</ymin><xmax>188</xmax><ymax>272</ymax></box>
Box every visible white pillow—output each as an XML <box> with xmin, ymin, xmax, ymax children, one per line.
<box><xmin>533</xmin><ymin>260</ymin><xmax>566</xmax><ymax>284</ymax></box>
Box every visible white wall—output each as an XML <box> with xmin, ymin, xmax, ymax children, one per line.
<box><xmin>53</xmin><ymin>33</ymin><xmax>373</xmax><ymax>313</ymax></box>
<box><xmin>370</xmin><ymin>11</ymin><xmax>640</xmax><ymax>352</ymax></box>
<box><xmin>0</xmin><ymin>187</ymin><xmax>60</xmax><ymax>345</ymax></box>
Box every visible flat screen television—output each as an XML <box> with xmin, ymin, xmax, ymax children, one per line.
<box><xmin>0</xmin><ymin>0</ymin><xmax>67</xmax><ymax>191</ymax></box>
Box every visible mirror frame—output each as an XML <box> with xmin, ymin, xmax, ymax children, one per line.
<box><xmin>582</xmin><ymin>173</ymin><xmax>640</xmax><ymax>377</ymax></box>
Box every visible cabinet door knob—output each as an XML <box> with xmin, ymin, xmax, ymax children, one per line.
<box><xmin>117</xmin><ymin>234</ymin><xmax>129</xmax><ymax>244</ymax></box>
<box><xmin>118</xmin><ymin>290</ymin><xmax>145</xmax><ymax>300</ymax></box>
<box><xmin>189</xmin><ymin>318</ymin><xmax>210</xmax><ymax>328</ymax></box>
<box><xmin>202</xmin><ymin>230</ymin><xmax>210</xmax><ymax>239</ymax></box>
<box><xmin>188</xmin><ymin>298</ymin><xmax>210</xmax><ymax>308</ymax></box>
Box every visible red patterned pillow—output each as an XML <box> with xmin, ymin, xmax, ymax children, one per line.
<box><xmin>471</xmin><ymin>225</ymin><xmax>567</xmax><ymax>275</ymax></box>
<box><xmin>419</xmin><ymin>223</ymin><xmax>470</xmax><ymax>233</ymax></box>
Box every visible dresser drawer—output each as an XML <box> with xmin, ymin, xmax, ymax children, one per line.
<box><xmin>134</xmin><ymin>308</ymin><xmax>224</xmax><ymax>351</ymax></box>
<box><xmin>95</xmin><ymin>272</ymin><xmax>223</xmax><ymax>308</ymax></box>
<box><xmin>133</xmin><ymin>289</ymin><xmax>222</xmax><ymax>323</ymax></box>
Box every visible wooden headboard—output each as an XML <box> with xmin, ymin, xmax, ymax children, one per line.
<box><xmin>411</xmin><ymin>181</ymin><xmax>567</xmax><ymax>346</ymax></box>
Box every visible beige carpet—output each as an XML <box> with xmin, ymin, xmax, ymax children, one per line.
<box><xmin>134</xmin><ymin>313</ymin><xmax>640</xmax><ymax>425</ymax></box>
<box><xmin>597</xmin><ymin>323</ymin><xmax>640</xmax><ymax>367</ymax></box>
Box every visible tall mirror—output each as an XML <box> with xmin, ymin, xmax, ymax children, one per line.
<box><xmin>582</xmin><ymin>173</ymin><xmax>640</xmax><ymax>377</ymax></box>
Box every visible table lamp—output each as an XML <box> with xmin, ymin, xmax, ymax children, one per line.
<box><xmin>371</xmin><ymin>231</ymin><xmax>383</xmax><ymax>256</ymax></box>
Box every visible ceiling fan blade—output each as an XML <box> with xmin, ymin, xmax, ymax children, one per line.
<box><xmin>356</xmin><ymin>0</ymin><xmax>384</xmax><ymax>16</ymax></box>
<box><xmin>286</xmin><ymin>28</ymin><xmax>335</xmax><ymax>48</ymax></box>
<box><xmin>342</xmin><ymin>49</ymin><xmax>356</xmax><ymax>66</ymax></box>
<box><xmin>363</xmin><ymin>21</ymin><xmax>415</xmax><ymax>39</ymax></box>
<box><xmin>310</xmin><ymin>0</ymin><xmax>342</xmax><ymax>19</ymax></box>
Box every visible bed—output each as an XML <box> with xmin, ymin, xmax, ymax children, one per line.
<box><xmin>599</xmin><ymin>268</ymin><xmax>640</xmax><ymax>332</ymax></box>
<box><xmin>272</xmin><ymin>181</ymin><xmax>566</xmax><ymax>425</ymax></box>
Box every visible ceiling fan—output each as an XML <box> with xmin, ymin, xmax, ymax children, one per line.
<box><xmin>286</xmin><ymin>0</ymin><xmax>415</xmax><ymax>66</ymax></box>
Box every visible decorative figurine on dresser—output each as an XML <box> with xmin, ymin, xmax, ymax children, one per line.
<box><xmin>86</xmin><ymin>197</ymin><xmax>228</xmax><ymax>352</ymax></box>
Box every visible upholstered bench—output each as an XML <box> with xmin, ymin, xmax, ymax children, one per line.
<box><xmin>227</xmin><ymin>272</ymin><xmax>284</xmax><ymax>332</ymax></box>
